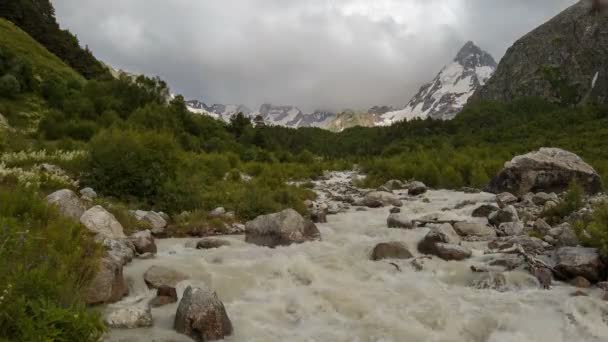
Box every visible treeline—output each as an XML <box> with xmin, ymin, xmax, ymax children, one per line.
<box><xmin>0</xmin><ymin>0</ymin><xmax>110</xmax><ymax>79</ymax></box>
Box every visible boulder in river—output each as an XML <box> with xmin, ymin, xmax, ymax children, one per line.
<box><xmin>80</xmin><ymin>206</ymin><xmax>126</xmax><ymax>240</ymax></box>
<box><xmin>143</xmin><ymin>265</ymin><xmax>189</xmax><ymax>289</ymax></box>
<box><xmin>488</xmin><ymin>205</ymin><xmax>519</xmax><ymax>226</ymax></box>
<box><xmin>174</xmin><ymin>286</ymin><xmax>233</xmax><ymax>342</ymax></box>
<box><xmin>408</xmin><ymin>181</ymin><xmax>428</xmax><ymax>196</ymax></box>
<box><xmin>486</xmin><ymin>148</ymin><xmax>602</xmax><ymax>196</ymax></box>
<box><xmin>103</xmin><ymin>238</ymin><xmax>135</xmax><ymax>266</ymax></box>
<box><xmin>387</xmin><ymin>213</ymin><xmax>414</xmax><ymax>229</ymax></box>
<box><xmin>105</xmin><ymin>304</ymin><xmax>153</xmax><ymax>329</ymax></box>
<box><xmin>45</xmin><ymin>189</ymin><xmax>86</xmax><ymax>221</ymax></box>
<box><xmin>453</xmin><ymin>222</ymin><xmax>496</xmax><ymax>238</ymax></box>
<box><xmin>129</xmin><ymin>230</ymin><xmax>157</xmax><ymax>255</ymax></box>
<box><xmin>370</xmin><ymin>242</ymin><xmax>413</xmax><ymax>261</ymax></box>
<box><xmin>471</xmin><ymin>204</ymin><xmax>499</xmax><ymax>218</ymax></box>
<box><xmin>245</xmin><ymin>209</ymin><xmax>321</xmax><ymax>248</ymax></box>
<box><xmin>150</xmin><ymin>285</ymin><xmax>178</xmax><ymax>308</ymax></box>
<box><xmin>498</xmin><ymin>222</ymin><xmax>525</xmax><ymax>237</ymax></box>
<box><xmin>85</xmin><ymin>257</ymin><xmax>128</xmax><ymax>305</ymax></box>
<box><xmin>554</xmin><ymin>247</ymin><xmax>605</xmax><ymax>282</ymax></box>
<box><xmin>362</xmin><ymin>191</ymin><xmax>403</xmax><ymax>208</ymax></box>
<box><xmin>418</xmin><ymin>224</ymin><xmax>471</xmax><ymax>261</ymax></box>
<box><xmin>196</xmin><ymin>238</ymin><xmax>231</xmax><ymax>249</ymax></box>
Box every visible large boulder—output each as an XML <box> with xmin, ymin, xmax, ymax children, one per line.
<box><xmin>488</xmin><ymin>205</ymin><xmax>519</xmax><ymax>226</ymax></box>
<box><xmin>84</xmin><ymin>257</ymin><xmax>128</xmax><ymax>305</ymax></box>
<box><xmin>370</xmin><ymin>242</ymin><xmax>413</xmax><ymax>261</ymax></box>
<box><xmin>103</xmin><ymin>238</ymin><xmax>135</xmax><ymax>266</ymax></box>
<box><xmin>418</xmin><ymin>224</ymin><xmax>471</xmax><ymax>261</ymax></box>
<box><xmin>140</xmin><ymin>211</ymin><xmax>167</xmax><ymax>235</ymax></box>
<box><xmin>387</xmin><ymin>213</ymin><xmax>414</xmax><ymax>229</ymax></box>
<box><xmin>362</xmin><ymin>191</ymin><xmax>403</xmax><ymax>208</ymax></box>
<box><xmin>472</xmin><ymin>204</ymin><xmax>499</xmax><ymax>218</ymax></box>
<box><xmin>129</xmin><ymin>230</ymin><xmax>157</xmax><ymax>255</ymax></box>
<box><xmin>80</xmin><ymin>206</ymin><xmax>126</xmax><ymax>239</ymax></box>
<box><xmin>143</xmin><ymin>265</ymin><xmax>189</xmax><ymax>289</ymax></box>
<box><xmin>174</xmin><ymin>286</ymin><xmax>233</xmax><ymax>342</ymax></box>
<box><xmin>408</xmin><ymin>181</ymin><xmax>428</xmax><ymax>196</ymax></box>
<box><xmin>45</xmin><ymin>189</ymin><xmax>86</xmax><ymax>221</ymax></box>
<box><xmin>554</xmin><ymin>247</ymin><xmax>605</xmax><ymax>282</ymax></box>
<box><xmin>453</xmin><ymin>222</ymin><xmax>496</xmax><ymax>238</ymax></box>
<box><xmin>245</xmin><ymin>209</ymin><xmax>321</xmax><ymax>248</ymax></box>
<box><xmin>486</xmin><ymin>148</ymin><xmax>602</xmax><ymax>196</ymax></box>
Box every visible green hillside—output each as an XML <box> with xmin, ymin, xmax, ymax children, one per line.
<box><xmin>0</xmin><ymin>18</ymin><xmax>83</xmax><ymax>83</ymax></box>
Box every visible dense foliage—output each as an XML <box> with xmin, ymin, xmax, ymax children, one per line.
<box><xmin>0</xmin><ymin>0</ymin><xmax>110</xmax><ymax>79</ymax></box>
<box><xmin>0</xmin><ymin>185</ymin><xmax>104</xmax><ymax>341</ymax></box>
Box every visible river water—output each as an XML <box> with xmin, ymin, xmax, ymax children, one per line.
<box><xmin>106</xmin><ymin>177</ymin><xmax>608</xmax><ymax>342</ymax></box>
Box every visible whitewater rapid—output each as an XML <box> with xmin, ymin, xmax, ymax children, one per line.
<box><xmin>106</xmin><ymin>180</ymin><xmax>608</xmax><ymax>342</ymax></box>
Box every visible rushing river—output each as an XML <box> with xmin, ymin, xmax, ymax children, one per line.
<box><xmin>106</xmin><ymin>177</ymin><xmax>608</xmax><ymax>342</ymax></box>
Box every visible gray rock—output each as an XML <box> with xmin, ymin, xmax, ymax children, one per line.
<box><xmin>362</xmin><ymin>191</ymin><xmax>403</xmax><ymax>208</ymax></box>
<box><xmin>196</xmin><ymin>238</ymin><xmax>231</xmax><ymax>249</ymax></box>
<box><xmin>79</xmin><ymin>187</ymin><xmax>97</xmax><ymax>199</ymax></box>
<box><xmin>486</xmin><ymin>148</ymin><xmax>602</xmax><ymax>196</ymax></box>
<box><xmin>433</xmin><ymin>243</ymin><xmax>472</xmax><ymax>261</ymax></box>
<box><xmin>103</xmin><ymin>238</ymin><xmax>135</xmax><ymax>266</ymax></box>
<box><xmin>150</xmin><ymin>285</ymin><xmax>178</xmax><ymax>308</ymax></box>
<box><xmin>489</xmin><ymin>205</ymin><xmax>519</xmax><ymax>226</ymax></box>
<box><xmin>143</xmin><ymin>265</ymin><xmax>189</xmax><ymax>289</ymax></box>
<box><xmin>129</xmin><ymin>230</ymin><xmax>157</xmax><ymax>255</ymax></box>
<box><xmin>472</xmin><ymin>272</ymin><xmax>508</xmax><ymax>291</ymax></box>
<box><xmin>387</xmin><ymin>213</ymin><xmax>414</xmax><ymax>229</ymax></box>
<box><xmin>418</xmin><ymin>224</ymin><xmax>470</xmax><ymax>260</ymax></box>
<box><xmin>498</xmin><ymin>222</ymin><xmax>525</xmax><ymax>236</ymax></box>
<box><xmin>45</xmin><ymin>189</ymin><xmax>86</xmax><ymax>221</ymax></box>
<box><xmin>383</xmin><ymin>179</ymin><xmax>405</xmax><ymax>190</ymax></box>
<box><xmin>389</xmin><ymin>207</ymin><xmax>401</xmax><ymax>214</ymax></box>
<box><xmin>408</xmin><ymin>181</ymin><xmax>428</xmax><ymax>196</ymax></box>
<box><xmin>142</xmin><ymin>211</ymin><xmax>167</xmax><ymax>235</ymax></box>
<box><xmin>496</xmin><ymin>192</ymin><xmax>518</xmax><ymax>208</ymax></box>
<box><xmin>488</xmin><ymin>236</ymin><xmax>547</xmax><ymax>255</ymax></box>
<box><xmin>105</xmin><ymin>304</ymin><xmax>153</xmax><ymax>329</ymax></box>
<box><xmin>245</xmin><ymin>209</ymin><xmax>320</xmax><ymax>248</ymax></box>
<box><xmin>532</xmin><ymin>192</ymin><xmax>558</xmax><ymax>206</ymax></box>
<box><xmin>453</xmin><ymin>222</ymin><xmax>496</xmax><ymax>238</ymax></box>
<box><xmin>84</xmin><ymin>257</ymin><xmax>128</xmax><ymax>305</ymax></box>
<box><xmin>370</xmin><ymin>242</ymin><xmax>413</xmax><ymax>261</ymax></box>
<box><xmin>209</xmin><ymin>207</ymin><xmax>226</xmax><ymax>218</ymax></box>
<box><xmin>80</xmin><ymin>206</ymin><xmax>126</xmax><ymax>240</ymax></box>
<box><xmin>556</xmin><ymin>223</ymin><xmax>579</xmax><ymax>247</ymax></box>
<box><xmin>534</xmin><ymin>218</ymin><xmax>552</xmax><ymax>235</ymax></box>
<box><xmin>555</xmin><ymin>247</ymin><xmax>605</xmax><ymax>282</ymax></box>
<box><xmin>174</xmin><ymin>286</ymin><xmax>233</xmax><ymax>342</ymax></box>
<box><xmin>472</xmin><ymin>204</ymin><xmax>499</xmax><ymax>218</ymax></box>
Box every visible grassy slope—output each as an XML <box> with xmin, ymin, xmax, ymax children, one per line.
<box><xmin>0</xmin><ymin>18</ymin><xmax>83</xmax><ymax>82</ymax></box>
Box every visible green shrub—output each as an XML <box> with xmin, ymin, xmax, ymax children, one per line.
<box><xmin>543</xmin><ymin>181</ymin><xmax>584</xmax><ymax>224</ymax></box>
<box><xmin>575</xmin><ymin>201</ymin><xmax>608</xmax><ymax>254</ymax></box>
<box><xmin>84</xmin><ymin>128</ymin><xmax>179</xmax><ymax>201</ymax></box>
<box><xmin>0</xmin><ymin>186</ymin><xmax>104</xmax><ymax>341</ymax></box>
<box><xmin>0</xmin><ymin>74</ymin><xmax>20</xmax><ymax>98</ymax></box>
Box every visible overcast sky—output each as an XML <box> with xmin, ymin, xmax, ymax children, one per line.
<box><xmin>53</xmin><ymin>0</ymin><xmax>576</xmax><ymax>112</ymax></box>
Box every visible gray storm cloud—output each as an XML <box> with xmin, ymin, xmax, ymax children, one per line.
<box><xmin>53</xmin><ymin>0</ymin><xmax>576</xmax><ymax>112</ymax></box>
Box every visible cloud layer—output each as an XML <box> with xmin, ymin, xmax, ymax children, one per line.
<box><xmin>53</xmin><ymin>0</ymin><xmax>576</xmax><ymax>111</ymax></box>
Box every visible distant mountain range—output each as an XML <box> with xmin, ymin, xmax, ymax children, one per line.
<box><xmin>185</xmin><ymin>41</ymin><xmax>497</xmax><ymax>130</ymax></box>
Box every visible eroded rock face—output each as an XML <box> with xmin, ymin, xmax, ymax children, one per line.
<box><xmin>245</xmin><ymin>209</ymin><xmax>321</xmax><ymax>248</ymax></box>
<box><xmin>362</xmin><ymin>191</ymin><xmax>403</xmax><ymax>208</ymax></box>
<box><xmin>486</xmin><ymin>148</ymin><xmax>602</xmax><ymax>196</ymax></box>
<box><xmin>174</xmin><ymin>286</ymin><xmax>233</xmax><ymax>342</ymax></box>
<box><xmin>370</xmin><ymin>242</ymin><xmax>413</xmax><ymax>261</ymax></box>
<box><xmin>45</xmin><ymin>189</ymin><xmax>86</xmax><ymax>221</ymax></box>
<box><xmin>143</xmin><ymin>265</ymin><xmax>189</xmax><ymax>289</ymax></box>
<box><xmin>554</xmin><ymin>247</ymin><xmax>605</xmax><ymax>282</ymax></box>
<box><xmin>80</xmin><ymin>206</ymin><xmax>126</xmax><ymax>240</ymax></box>
<box><xmin>85</xmin><ymin>257</ymin><xmax>128</xmax><ymax>305</ymax></box>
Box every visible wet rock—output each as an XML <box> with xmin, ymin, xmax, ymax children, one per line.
<box><xmin>453</xmin><ymin>222</ymin><xmax>496</xmax><ymax>238</ymax></box>
<box><xmin>105</xmin><ymin>304</ymin><xmax>153</xmax><ymax>329</ymax></box>
<box><xmin>245</xmin><ymin>209</ymin><xmax>321</xmax><ymax>248</ymax></box>
<box><xmin>150</xmin><ymin>285</ymin><xmax>178</xmax><ymax>308</ymax></box>
<box><xmin>486</xmin><ymin>148</ymin><xmax>602</xmax><ymax>196</ymax></box>
<box><xmin>408</xmin><ymin>181</ymin><xmax>428</xmax><ymax>196</ymax></box>
<box><xmin>472</xmin><ymin>204</ymin><xmax>499</xmax><ymax>218</ymax></box>
<box><xmin>488</xmin><ymin>235</ymin><xmax>547</xmax><ymax>255</ymax></box>
<box><xmin>138</xmin><ymin>252</ymin><xmax>155</xmax><ymax>260</ymax></box>
<box><xmin>496</xmin><ymin>192</ymin><xmax>518</xmax><ymax>208</ymax></box>
<box><xmin>418</xmin><ymin>224</ymin><xmax>471</xmax><ymax>261</ymax></box>
<box><xmin>570</xmin><ymin>276</ymin><xmax>592</xmax><ymax>288</ymax></box>
<box><xmin>434</xmin><ymin>243</ymin><xmax>472</xmax><ymax>261</ymax></box>
<box><xmin>196</xmin><ymin>238</ymin><xmax>231</xmax><ymax>249</ymax></box>
<box><xmin>472</xmin><ymin>272</ymin><xmax>508</xmax><ymax>291</ymax></box>
<box><xmin>488</xmin><ymin>254</ymin><xmax>525</xmax><ymax>270</ymax></box>
<box><xmin>80</xmin><ymin>206</ymin><xmax>126</xmax><ymax>239</ymax></box>
<box><xmin>362</xmin><ymin>191</ymin><xmax>403</xmax><ymax>208</ymax></box>
<box><xmin>389</xmin><ymin>207</ymin><xmax>401</xmax><ymax>214</ymax></box>
<box><xmin>45</xmin><ymin>189</ymin><xmax>86</xmax><ymax>221</ymax></box>
<box><xmin>532</xmin><ymin>192</ymin><xmax>558</xmax><ymax>206</ymax></box>
<box><xmin>174</xmin><ymin>286</ymin><xmax>233</xmax><ymax>342</ymax></box>
<box><xmin>570</xmin><ymin>290</ymin><xmax>589</xmax><ymax>297</ymax></box>
<box><xmin>534</xmin><ymin>267</ymin><xmax>553</xmax><ymax>290</ymax></box>
<box><xmin>129</xmin><ymin>230</ymin><xmax>157</xmax><ymax>255</ymax></box>
<box><xmin>79</xmin><ymin>187</ymin><xmax>98</xmax><ymax>199</ymax></box>
<box><xmin>103</xmin><ymin>238</ymin><xmax>135</xmax><ymax>265</ymax></box>
<box><xmin>370</xmin><ymin>242</ymin><xmax>413</xmax><ymax>261</ymax></box>
<box><xmin>310</xmin><ymin>207</ymin><xmax>328</xmax><ymax>223</ymax></box>
<box><xmin>488</xmin><ymin>205</ymin><xmax>519</xmax><ymax>226</ymax></box>
<box><xmin>498</xmin><ymin>222</ymin><xmax>525</xmax><ymax>236</ymax></box>
<box><xmin>141</xmin><ymin>211</ymin><xmax>167</xmax><ymax>235</ymax></box>
<box><xmin>387</xmin><ymin>213</ymin><xmax>414</xmax><ymax>229</ymax></box>
<box><xmin>85</xmin><ymin>257</ymin><xmax>128</xmax><ymax>305</ymax></box>
<box><xmin>555</xmin><ymin>247</ymin><xmax>605</xmax><ymax>282</ymax></box>
<box><xmin>143</xmin><ymin>265</ymin><xmax>189</xmax><ymax>289</ymax></box>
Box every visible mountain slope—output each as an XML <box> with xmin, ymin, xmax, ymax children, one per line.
<box><xmin>0</xmin><ymin>18</ymin><xmax>83</xmax><ymax>82</ymax></box>
<box><xmin>473</xmin><ymin>0</ymin><xmax>608</xmax><ymax>106</ymax></box>
<box><xmin>380</xmin><ymin>41</ymin><xmax>496</xmax><ymax>125</ymax></box>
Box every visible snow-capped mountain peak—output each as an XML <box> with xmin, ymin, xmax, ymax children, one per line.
<box><xmin>379</xmin><ymin>41</ymin><xmax>497</xmax><ymax>125</ymax></box>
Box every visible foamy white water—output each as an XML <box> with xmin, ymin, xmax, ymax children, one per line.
<box><xmin>106</xmin><ymin>179</ymin><xmax>608</xmax><ymax>342</ymax></box>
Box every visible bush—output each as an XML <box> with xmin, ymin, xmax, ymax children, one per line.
<box><xmin>0</xmin><ymin>74</ymin><xmax>20</xmax><ymax>98</ymax></box>
<box><xmin>84</xmin><ymin>128</ymin><xmax>179</xmax><ymax>201</ymax></box>
<box><xmin>543</xmin><ymin>181</ymin><xmax>584</xmax><ymax>224</ymax></box>
<box><xmin>0</xmin><ymin>186</ymin><xmax>104</xmax><ymax>341</ymax></box>
<box><xmin>575</xmin><ymin>201</ymin><xmax>608</xmax><ymax>254</ymax></box>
